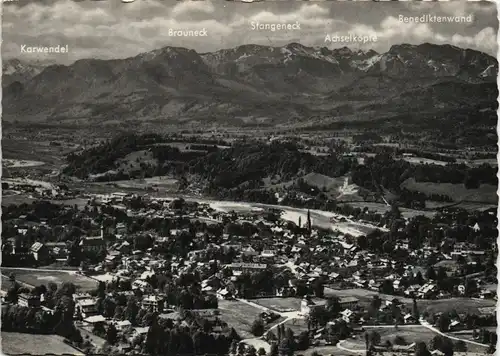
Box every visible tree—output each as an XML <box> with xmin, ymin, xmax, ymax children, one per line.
<box><xmin>438</xmin><ymin>313</ymin><xmax>451</xmax><ymax>332</ymax></box>
<box><xmin>394</xmin><ymin>336</ymin><xmax>407</xmax><ymax>345</ymax></box>
<box><xmin>454</xmin><ymin>340</ymin><xmax>467</xmax><ymax>352</ymax></box>
<box><xmin>251</xmin><ymin>318</ymin><xmax>265</xmax><ymax>337</ymax></box>
<box><xmin>313</xmin><ymin>281</ymin><xmax>324</xmax><ymax>298</ymax></box>
<box><xmin>412</xmin><ymin>298</ymin><xmax>420</xmax><ymax>320</ymax></box>
<box><xmin>246</xmin><ymin>345</ymin><xmax>257</xmax><ymax>356</ymax></box>
<box><xmin>106</xmin><ymin>324</ymin><xmax>118</xmax><ymax>345</ymax></box>
<box><xmin>326</xmin><ymin>297</ymin><xmax>341</xmax><ymax>318</ymax></box>
<box><xmin>369</xmin><ymin>331</ymin><xmax>381</xmax><ymax>346</ymax></box>
<box><xmin>278</xmin><ymin>338</ymin><xmax>293</xmax><ymax>356</ymax></box>
<box><xmin>371</xmin><ymin>295</ymin><xmax>382</xmax><ymax>310</ymax></box>
<box><xmin>269</xmin><ymin>343</ymin><xmax>278</xmax><ymax>356</ymax></box>
<box><xmin>297</xmin><ymin>331</ymin><xmax>310</xmax><ymax>350</ymax></box>
<box><xmin>380</xmin><ymin>279</ymin><xmax>394</xmax><ymax>294</ymax></box>
<box><xmin>230</xmin><ymin>340</ymin><xmax>238</xmax><ymax>355</ymax></box>
<box><xmin>415</xmin><ymin>342</ymin><xmax>431</xmax><ymax>356</ymax></box>
<box><xmin>426</xmin><ymin>267</ymin><xmax>437</xmax><ymax>281</ymax></box>
<box><xmin>125</xmin><ymin>296</ymin><xmax>139</xmax><ymax>325</ymax></box>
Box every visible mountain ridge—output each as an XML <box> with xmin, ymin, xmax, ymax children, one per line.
<box><xmin>3</xmin><ymin>42</ymin><xmax>498</xmax><ymax>128</ymax></box>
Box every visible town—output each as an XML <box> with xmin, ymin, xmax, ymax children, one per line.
<box><xmin>1</xmin><ymin>1</ymin><xmax>498</xmax><ymax>355</ymax></box>
<box><xmin>1</xmin><ymin>188</ymin><xmax>497</xmax><ymax>356</ymax></box>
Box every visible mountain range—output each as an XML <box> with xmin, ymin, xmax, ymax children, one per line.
<box><xmin>2</xmin><ymin>42</ymin><xmax>498</xmax><ymax>129</ymax></box>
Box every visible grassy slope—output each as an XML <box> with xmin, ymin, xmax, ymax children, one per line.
<box><xmin>401</xmin><ymin>178</ymin><xmax>497</xmax><ymax>204</ymax></box>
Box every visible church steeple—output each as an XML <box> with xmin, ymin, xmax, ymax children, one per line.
<box><xmin>307</xmin><ymin>209</ymin><xmax>311</xmax><ymax>235</ymax></box>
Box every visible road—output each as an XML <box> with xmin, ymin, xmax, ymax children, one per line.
<box><xmin>2</xmin><ymin>267</ymin><xmax>78</xmax><ymax>275</ymax></box>
<box><xmin>336</xmin><ymin>340</ymin><xmax>365</xmax><ymax>354</ymax></box>
<box><xmin>419</xmin><ymin>319</ymin><xmax>489</xmax><ymax>348</ymax></box>
<box><xmin>335</xmin><ymin>321</ymin><xmax>489</xmax><ymax>355</ymax></box>
<box><xmin>237</xmin><ymin>298</ymin><xmax>305</xmax><ymax>352</ymax></box>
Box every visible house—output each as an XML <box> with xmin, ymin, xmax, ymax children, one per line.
<box><xmin>79</xmin><ymin>234</ymin><xmax>106</xmax><ymax>255</ymax></box>
<box><xmin>132</xmin><ymin>280</ymin><xmax>153</xmax><ymax>293</ymax></box>
<box><xmin>117</xmin><ymin>241</ymin><xmax>131</xmax><ymax>254</ymax></box>
<box><xmin>115</xmin><ymin>222</ymin><xmax>128</xmax><ymax>235</ymax></box>
<box><xmin>449</xmin><ymin>320</ymin><xmax>461</xmax><ymax>330</ymax></box>
<box><xmin>141</xmin><ymin>295</ymin><xmax>165</xmax><ymax>312</ymax></box>
<box><xmin>403</xmin><ymin>314</ymin><xmax>417</xmax><ymax>324</ymax></box>
<box><xmin>77</xmin><ymin>298</ymin><xmax>98</xmax><ymax>318</ymax></box>
<box><xmin>300</xmin><ymin>297</ymin><xmax>326</xmax><ymax>316</ymax></box>
<box><xmin>259</xmin><ymin>250</ymin><xmax>276</xmax><ymax>263</ymax></box>
<box><xmin>339</xmin><ymin>297</ymin><xmax>359</xmax><ymax>309</ymax></box>
<box><xmin>242</xmin><ymin>246</ymin><xmax>258</xmax><ymax>258</ymax></box>
<box><xmin>30</xmin><ymin>242</ymin><xmax>50</xmax><ymax>263</ymax></box>
<box><xmin>73</xmin><ymin>293</ymin><xmax>92</xmax><ymax>302</ymax></box>
<box><xmin>114</xmin><ymin>320</ymin><xmax>132</xmax><ymax>331</ymax></box>
<box><xmin>83</xmin><ymin>315</ymin><xmax>106</xmax><ymax>326</ymax></box>
<box><xmin>216</xmin><ymin>288</ymin><xmax>233</xmax><ymax>300</ymax></box>
<box><xmin>226</xmin><ymin>263</ymin><xmax>267</xmax><ymax>275</ymax></box>
<box><xmin>18</xmin><ymin>293</ymin><xmax>41</xmax><ymax>308</ymax></box>
<box><xmin>340</xmin><ymin>309</ymin><xmax>353</xmax><ymax>323</ymax></box>
<box><xmin>45</xmin><ymin>242</ymin><xmax>68</xmax><ymax>259</ymax></box>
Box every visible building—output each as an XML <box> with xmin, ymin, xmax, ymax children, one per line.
<box><xmin>18</xmin><ymin>293</ymin><xmax>41</xmax><ymax>308</ymax></box>
<box><xmin>45</xmin><ymin>242</ymin><xmax>68</xmax><ymax>259</ymax></box>
<box><xmin>339</xmin><ymin>297</ymin><xmax>359</xmax><ymax>309</ymax></box>
<box><xmin>259</xmin><ymin>250</ymin><xmax>276</xmax><ymax>263</ymax></box>
<box><xmin>114</xmin><ymin>320</ymin><xmax>132</xmax><ymax>331</ymax></box>
<box><xmin>30</xmin><ymin>242</ymin><xmax>50</xmax><ymax>263</ymax></box>
<box><xmin>79</xmin><ymin>229</ymin><xmax>106</xmax><ymax>255</ymax></box>
<box><xmin>77</xmin><ymin>298</ymin><xmax>98</xmax><ymax>318</ymax></box>
<box><xmin>115</xmin><ymin>222</ymin><xmax>128</xmax><ymax>235</ymax></box>
<box><xmin>132</xmin><ymin>280</ymin><xmax>153</xmax><ymax>293</ymax></box>
<box><xmin>300</xmin><ymin>297</ymin><xmax>326</xmax><ymax>316</ymax></box>
<box><xmin>83</xmin><ymin>315</ymin><xmax>106</xmax><ymax>326</ymax></box>
<box><xmin>226</xmin><ymin>263</ymin><xmax>267</xmax><ymax>275</ymax></box>
<box><xmin>141</xmin><ymin>295</ymin><xmax>165</xmax><ymax>312</ymax></box>
<box><xmin>216</xmin><ymin>288</ymin><xmax>233</xmax><ymax>300</ymax></box>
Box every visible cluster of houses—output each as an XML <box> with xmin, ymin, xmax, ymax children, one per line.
<box><xmin>2</xmin><ymin>193</ymin><xmax>497</xmax><ymax>354</ymax></box>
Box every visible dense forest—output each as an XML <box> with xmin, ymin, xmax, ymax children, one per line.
<box><xmin>63</xmin><ymin>134</ymin><xmax>497</xmax><ymax>208</ymax></box>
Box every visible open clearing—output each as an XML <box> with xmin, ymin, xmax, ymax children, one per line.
<box><xmin>2</xmin><ymin>268</ymin><xmax>99</xmax><ymax>292</ymax></box>
<box><xmin>218</xmin><ymin>299</ymin><xmax>271</xmax><ymax>339</ymax></box>
<box><xmin>2</xmin><ymin>159</ymin><xmax>45</xmax><ymax>168</ymax></box>
<box><xmin>419</xmin><ymin>298</ymin><xmax>496</xmax><ymax>315</ymax></box>
<box><xmin>342</xmin><ymin>202</ymin><xmax>437</xmax><ymax>219</ymax></box>
<box><xmin>282</xmin><ymin>318</ymin><xmax>309</xmax><ymax>335</ymax></box>
<box><xmin>267</xmin><ymin>173</ymin><xmax>367</xmax><ymax>201</ymax></box>
<box><xmin>1</xmin><ymin>332</ymin><xmax>84</xmax><ymax>355</ymax></box>
<box><xmin>344</xmin><ymin>326</ymin><xmax>436</xmax><ymax>349</ymax></box>
<box><xmin>401</xmin><ymin>178</ymin><xmax>497</xmax><ymax>204</ymax></box>
<box><xmin>324</xmin><ymin>288</ymin><xmax>496</xmax><ymax>315</ymax></box>
<box><xmin>253</xmin><ymin>297</ymin><xmax>302</xmax><ymax>312</ymax></box>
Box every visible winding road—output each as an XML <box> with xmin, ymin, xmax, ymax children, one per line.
<box><xmin>237</xmin><ymin>298</ymin><xmax>305</xmax><ymax>353</ymax></box>
<box><xmin>335</xmin><ymin>320</ymin><xmax>489</xmax><ymax>355</ymax></box>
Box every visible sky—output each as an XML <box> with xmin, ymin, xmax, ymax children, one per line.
<box><xmin>2</xmin><ymin>0</ymin><xmax>498</xmax><ymax>64</ymax></box>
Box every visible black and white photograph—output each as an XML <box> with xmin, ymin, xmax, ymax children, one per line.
<box><xmin>1</xmin><ymin>0</ymin><xmax>498</xmax><ymax>355</ymax></box>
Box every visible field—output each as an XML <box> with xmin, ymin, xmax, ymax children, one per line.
<box><xmin>253</xmin><ymin>297</ymin><xmax>302</xmax><ymax>312</ymax></box>
<box><xmin>295</xmin><ymin>346</ymin><xmax>354</xmax><ymax>356</ymax></box>
<box><xmin>267</xmin><ymin>173</ymin><xmax>366</xmax><ymax>201</ymax></box>
<box><xmin>324</xmin><ymin>288</ymin><xmax>496</xmax><ymax>315</ymax></box>
<box><xmin>342</xmin><ymin>202</ymin><xmax>437</xmax><ymax>219</ymax></box>
<box><xmin>419</xmin><ymin>298</ymin><xmax>497</xmax><ymax>315</ymax></box>
<box><xmin>113</xmin><ymin>176</ymin><xmax>179</xmax><ymax>191</ymax></box>
<box><xmin>2</xmin><ymin>268</ymin><xmax>99</xmax><ymax>292</ymax></box>
<box><xmin>115</xmin><ymin>149</ymin><xmax>158</xmax><ymax>175</ymax></box>
<box><xmin>324</xmin><ymin>287</ymin><xmax>414</xmax><ymax>307</ymax></box>
<box><xmin>218</xmin><ymin>300</ymin><xmax>271</xmax><ymax>339</ymax></box>
<box><xmin>401</xmin><ymin>178</ymin><xmax>497</xmax><ymax>204</ymax></box>
<box><xmin>282</xmin><ymin>318</ymin><xmax>309</xmax><ymax>335</ymax></box>
<box><xmin>1</xmin><ymin>331</ymin><xmax>84</xmax><ymax>355</ymax></box>
<box><xmin>343</xmin><ymin>326</ymin><xmax>436</xmax><ymax>349</ymax></box>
